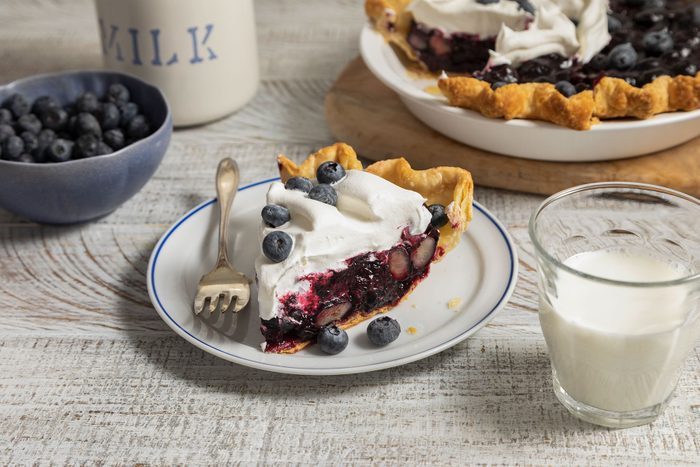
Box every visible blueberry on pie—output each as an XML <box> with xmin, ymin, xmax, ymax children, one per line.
<box><xmin>254</xmin><ymin>143</ymin><xmax>473</xmax><ymax>353</ymax></box>
<box><xmin>366</xmin><ymin>0</ymin><xmax>700</xmax><ymax>129</ymax></box>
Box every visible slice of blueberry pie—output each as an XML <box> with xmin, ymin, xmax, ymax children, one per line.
<box><xmin>366</xmin><ymin>0</ymin><xmax>700</xmax><ymax>129</ymax></box>
<box><xmin>254</xmin><ymin>143</ymin><xmax>473</xmax><ymax>353</ymax></box>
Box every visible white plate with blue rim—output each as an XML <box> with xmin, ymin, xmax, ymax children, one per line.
<box><xmin>359</xmin><ymin>25</ymin><xmax>700</xmax><ymax>162</ymax></box>
<box><xmin>147</xmin><ymin>178</ymin><xmax>518</xmax><ymax>375</ymax></box>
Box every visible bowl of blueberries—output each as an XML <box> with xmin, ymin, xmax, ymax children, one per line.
<box><xmin>0</xmin><ymin>70</ymin><xmax>171</xmax><ymax>223</ymax></box>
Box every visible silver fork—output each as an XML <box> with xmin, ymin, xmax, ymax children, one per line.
<box><xmin>193</xmin><ymin>158</ymin><xmax>251</xmax><ymax>315</ymax></box>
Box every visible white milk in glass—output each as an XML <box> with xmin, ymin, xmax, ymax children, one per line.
<box><xmin>539</xmin><ymin>249</ymin><xmax>700</xmax><ymax>413</ymax></box>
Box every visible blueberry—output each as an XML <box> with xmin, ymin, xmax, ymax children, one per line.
<box><xmin>103</xmin><ymin>128</ymin><xmax>125</xmax><ymax>150</ymax></box>
<box><xmin>262</xmin><ymin>231</ymin><xmax>293</xmax><ymax>263</ymax></box>
<box><xmin>17</xmin><ymin>153</ymin><xmax>34</xmax><ymax>163</ymax></box>
<box><xmin>367</xmin><ymin>316</ymin><xmax>401</xmax><ymax>346</ymax></box>
<box><xmin>34</xmin><ymin>129</ymin><xmax>55</xmax><ymax>162</ymax></box>
<box><xmin>587</xmin><ymin>53</ymin><xmax>608</xmax><ymax>71</ymax></box>
<box><xmin>117</xmin><ymin>101</ymin><xmax>139</xmax><ymax>126</ymax></box>
<box><xmin>513</xmin><ymin>0</ymin><xmax>535</xmax><ymax>15</ymax></box>
<box><xmin>284</xmin><ymin>176</ymin><xmax>313</xmax><ymax>193</ymax></box>
<box><xmin>3</xmin><ymin>94</ymin><xmax>29</xmax><ymax>118</ymax></box>
<box><xmin>40</xmin><ymin>107</ymin><xmax>68</xmax><ymax>131</ymax></box>
<box><xmin>607</xmin><ymin>15</ymin><xmax>622</xmax><ymax>33</ymax></box>
<box><xmin>107</xmin><ymin>83</ymin><xmax>130</xmax><ymax>104</ymax></box>
<box><xmin>308</xmin><ymin>184</ymin><xmax>338</xmax><ymax>206</ymax></box>
<box><xmin>74</xmin><ymin>133</ymin><xmax>99</xmax><ymax>159</ymax></box>
<box><xmin>427</xmin><ymin>204</ymin><xmax>448</xmax><ymax>228</ymax></box>
<box><xmin>20</xmin><ymin>131</ymin><xmax>38</xmax><ymax>154</ymax></box>
<box><xmin>643</xmin><ymin>31</ymin><xmax>674</xmax><ymax>56</ymax></box>
<box><xmin>634</xmin><ymin>8</ymin><xmax>666</xmax><ymax>28</ymax></box>
<box><xmin>674</xmin><ymin>62</ymin><xmax>698</xmax><ymax>77</ymax></box>
<box><xmin>31</xmin><ymin>96</ymin><xmax>59</xmax><ymax>116</ymax></box>
<box><xmin>74</xmin><ymin>112</ymin><xmax>102</xmax><ymax>137</ymax></box>
<box><xmin>75</xmin><ymin>92</ymin><xmax>100</xmax><ymax>114</ymax></box>
<box><xmin>607</xmin><ymin>43</ymin><xmax>638</xmax><ymax>70</ymax></box>
<box><xmin>97</xmin><ymin>102</ymin><xmax>120</xmax><ymax>130</ymax></box>
<box><xmin>261</xmin><ymin>204</ymin><xmax>291</xmax><ymax>227</ymax></box>
<box><xmin>316</xmin><ymin>161</ymin><xmax>347</xmax><ymax>184</ymax></box>
<box><xmin>645</xmin><ymin>0</ymin><xmax>664</xmax><ymax>7</ymax></box>
<box><xmin>126</xmin><ymin>114</ymin><xmax>150</xmax><ymax>139</ymax></box>
<box><xmin>694</xmin><ymin>6</ymin><xmax>700</xmax><ymax>26</ymax></box>
<box><xmin>491</xmin><ymin>81</ymin><xmax>507</xmax><ymax>90</ymax></box>
<box><xmin>2</xmin><ymin>135</ymin><xmax>24</xmax><ymax>161</ymax></box>
<box><xmin>475</xmin><ymin>0</ymin><xmax>499</xmax><ymax>3</ymax></box>
<box><xmin>0</xmin><ymin>108</ymin><xmax>13</xmax><ymax>125</ymax></box>
<box><xmin>0</xmin><ymin>123</ymin><xmax>15</xmax><ymax>143</ymax></box>
<box><xmin>46</xmin><ymin>139</ymin><xmax>74</xmax><ymax>162</ymax></box>
<box><xmin>96</xmin><ymin>142</ymin><xmax>113</xmax><ymax>156</ymax></box>
<box><xmin>16</xmin><ymin>113</ymin><xmax>42</xmax><ymax>134</ymax></box>
<box><xmin>555</xmin><ymin>80</ymin><xmax>577</xmax><ymax>97</ymax></box>
<box><xmin>317</xmin><ymin>325</ymin><xmax>349</xmax><ymax>355</ymax></box>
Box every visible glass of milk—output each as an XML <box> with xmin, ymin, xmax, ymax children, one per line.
<box><xmin>529</xmin><ymin>182</ymin><xmax>700</xmax><ymax>428</ymax></box>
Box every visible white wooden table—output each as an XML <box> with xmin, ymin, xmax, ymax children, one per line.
<box><xmin>1</xmin><ymin>1</ymin><xmax>698</xmax><ymax>464</ymax></box>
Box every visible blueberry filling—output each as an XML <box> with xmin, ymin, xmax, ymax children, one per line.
<box><xmin>407</xmin><ymin>0</ymin><xmax>699</xmax><ymax>93</ymax></box>
<box><xmin>260</xmin><ymin>227</ymin><xmax>440</xmax><ymax>352</ymax></box>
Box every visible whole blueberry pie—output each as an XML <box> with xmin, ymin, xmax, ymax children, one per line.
<box><xmin>254</xmin><ymin>143</ymin><xmax>473</xmax><ymax>353</ymax></box>
<box><xmin>366</xmin><ymin>0</ymin><xmax>700</xmax><ymax>129</ymax></box>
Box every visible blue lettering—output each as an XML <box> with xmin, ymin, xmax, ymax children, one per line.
<box><xmin>187</xmin><ymin>24</ymin><xmax>217</xmax><ymax>64</ymax></box>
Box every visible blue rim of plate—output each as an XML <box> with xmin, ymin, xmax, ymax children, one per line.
<box><xmin>147</xmin><ymin>178</ymin><xmax>518</xmax><ymax>374</ymax></box>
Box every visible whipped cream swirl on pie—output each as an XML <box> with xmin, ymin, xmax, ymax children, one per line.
<box><xmin>255</xmin><ymin>170</ymin><xmax>431</xmax><ymax>321</ymax></box>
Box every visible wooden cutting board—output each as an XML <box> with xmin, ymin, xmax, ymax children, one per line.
<box><xmin>325</xmin><ymin>57</ymin><xmax>700</xmax><ymax>197</ymax></box>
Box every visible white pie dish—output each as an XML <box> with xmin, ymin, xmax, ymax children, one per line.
<box><xmin>360</xmin><ymin>25</ymin><xmax>700</xmax><ymax>162</ymax></box>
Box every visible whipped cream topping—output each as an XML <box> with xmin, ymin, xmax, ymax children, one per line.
<box><xmin>408</xmin><ymin>0</ymin><xmax>610</xmax><ymax>66</ymax></box>
<box><xmin>255</xmin><ymin>170</ymin><xmax>431</xmax><ymax>321</ymax></box>
<box><xmin>408</xmin><ymin>0</ymin><xmax>532</xmax><ymax>38</ymax></box>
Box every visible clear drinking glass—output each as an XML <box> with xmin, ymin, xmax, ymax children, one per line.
<box><xmin>529</xmin><ymin>182</ymin><xmax>700</xmax><ymax>428</ymax></box>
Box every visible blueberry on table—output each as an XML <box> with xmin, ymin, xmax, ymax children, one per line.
<box><xmin>31</xmin><ymin>95</ymin><xmax>59</xmax><ymax>116</ymax></box>
<box><xmin>367</xmin><ymin>316</ymin><xmax>401</xmax><ymax>346</ymax></box>
<box><xmin>74</xmin><ymin>133</ymin><xmax>99</xmax><ymax>158</ymax></box>
<box><xmin>0</xmin><ymin>108</ymin><xmax>13</xmax><ymax>125</ymax></box>
<box><xmin>97</xmin><ymin>102</ymin><xmax>120</xmax><ymax>131</ymax></box>
<box><xmin>308</xmin><ymin>184</ymin><xmax>338</xmax><ymax>206</ymax></box>
<box><xmin>75</xmin><ymin>92</ymin><xmax>100</xmax><ymax>114</ymax></box>
<box><xmin>555</xmin><ymin>80</ymin><xmax>577</xmax><ymax>97</ymax></box>
<box><xmin>96</xmin><ymin>142</ymin><xmax>113</xmax><ymax>156</ymax></box>
<box><xmin>46</xmin><ymin>138</ymin><xmax>74</xmax><ymax>163</ymax></box>
<box><xmin>316</xmin><ymin>161</ymin><xmax>347</xmax><ymax>184</ymax></box>
<box><xmin>427</xmin><ymin>204</ymin><xmax>449</xmax><ymax>228</ymax></box>
<box><xmin>125</xmin><ymin>114</ymin><xmax>150</xmax><ymax>139</ymax></box>
<box><xmin>284</xmin><ymin>176</ymin><xmax>313</xmax><ymax>193</ymax></box>
<box><xmin>262</xmin><ymin>231</ymin><xmax>293</xmax><ymax>263</ymax></box>
<box><xmin>40</xmin><ymin>107</ymin><xmax>68</xmax><ymax>131</ymax></box>
<box><xmin>17</xmin><ymin>113</ymin><xmax>42</xmax><ymax>134</ymax></box>
<box><xmin>642</xmin><ymin>31</ymin><xmax>674</xmax><ymax>57</ymax></box>
<box><xmin>261</xmin><ymin>204</ymin><xmax>291</xmax><ymax>227</ymax></box>
<box><xmin>20</xmin><ymin>131</ymin><xmax>38</xmax><ymax>154</ymax></box>
<box><xmin>103</xmin><ymin>128</ymin><xmax>125</xmax><ymax>150</ymax></box>
<box><xmin>0</xmin><ymin>123</ymin><xmax>15</xmax><ymax>143</ymax></box>
<box><xmin>117</xmin><ymin>101</ymin><xmax>139</xmax><ymax>126</ymax></box>
<box><xmin>317</xmin><ymin>325</ymin><xmax>349</xmax><ymax>355</ymax></box>
<box><xmin>607</xmin><ymin>43</ymin><xmax>638</xmax><ymax>70</ymax></box>
<box><xmin>107</xmin><ymin>83</ymin><xmax>130</xmax><ymax>104</ymax></box>
<box><xmin>3</xmin><ymin>93</ymin><xmax>30</xmax><ymax>118</ymax></box>
<box><xmin>74</xmin><ymin>112</ymin><xmax>102</xmax><ymax>137</ymax></box>
<box><xmin>2</xmin><ymin>135</ymin><xmax>24</xmax><ymax>161</ymax></box>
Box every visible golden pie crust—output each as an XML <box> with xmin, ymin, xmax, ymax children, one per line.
<box><xmin>365</xmin><ymin>0</ymin><xmax>700</xmax><ymax>130</ymax></box>
<box><xmin>272</xmin><ymin>142</ymin><xmax>474</xmax><ymax>354</ymax></box>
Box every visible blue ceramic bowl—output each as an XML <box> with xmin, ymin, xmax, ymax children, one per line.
<box><xmin>0</xmin><ymin>70</ymin><xmax>172</xmax><ymax>224</ymax></box>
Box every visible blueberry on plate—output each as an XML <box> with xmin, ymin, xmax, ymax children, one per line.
<box><xmin>555</xmin><ymin>80</ymin><xmax>577</xmax><ymax>97</ymax></box>
<box><xmin>0</xmin><ymin>123</ymin><xmax>15</xmax><ymax>143</ymax></box>
<box><xmin>40</xmin><ymin>107</ymin><xmax>68</xmax><ymax>131</ymax></box>
<box><xmin>31</xmin><ymin>96</ymin><xmax>59</xmax><ymax>116</ymax></box>
<box><xmin>308</xmin><ymin>184</ymin><xmax>338</xmax><ymax>206</ymax></box>
<box><xmin>74</xmin><ymin>133</ymin><xmax>100</xmax><ymax>159</ymax></box>
<box><xmin>74</xmin><ymin>112</ymin><xmax>102</xmax><ymax>137</ymax></box>
<box><xmin>2</xmin><ymin>135</ymin><xmax>24</xmax><ymax>161</ymax></box>
<box><xmin>107</xmin><ymin>83</ymin><xmax>130</xmax><ymax>104</ymax></box>
<box><xmin>316</xmin><ymin>160</ymin><xmax>347</xmax><ymax>184</ymax></box>
<box><xmin>17</xmin><ymin>113</ymin><xmax>42</xmax><ymax>134</ymax></box>
<box><xmin>126</xmin><ymin>114</ymin><xmax>150</xmax><ymax>139</ymax></box>
<box><xmin>642</xmin><ymin>30</ymin><xmax>674</xmax><ymax>57</ymax></box>
<box><xmin>117</xmin><ymin>101</ymin><xmax>139</xmax><ymax>126</ymax></box>
<box><xmin>103</xmin><ymin>128</ymin><xmax>125</xmax><ymax>150</ymax></box>
<box><xmin>75</xmin><ymin>92</ymin><xmax>100</xmax><ymax>114</ymax></box>
<box><xmin>317</xmin><ymin>325</ymin><xmax>349</xmax><ymax>355</ymax></box>
<box><xmin>427</xmin><ymin>204</ymin><xmax>449</xmax><ymax>228</ymax></box>
<box><xmin>284</xmin><ymin>176</ymin><xmax>313</xmax><ymax>193</ymax></box>
<box><xmin>607</xmin><ymin>43</ymin><xmax>638</xmax><ymax>70</ymax></box>
<box><xmin>98</xmin><ymin>102</ymin><xmax>120</xmax><ymax>131</ymax></box>
<box><xmin>262</xmin><ymin>231</ymin><xmax>293</xmax><ymax>263</ymax></box>
<box><xmin>46</xmin><ymin>138</ymin><xmax>74</xmax><ymax>163</ymax></box>
<box><xmin>367</xmin><ymin>316</ymin><xmax>401</xmax><ymax>346</ymax></box>
<box><xmin>261</xmin><ymin>204</ymin><xmax>291</xmax><ymax>227</ymax></box>
<box><xmin>3</xmin><ymin>93</ymin><xmax>30</xmax><ymax>118</ymax></box>
<box><xmin>0</xmin><ymin>108</ymin><xmax>13</xmax><ymax>125</ymax></box>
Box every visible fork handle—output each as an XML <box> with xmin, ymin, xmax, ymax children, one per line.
<box><xmin>215</xmin><ymin>157</ymin><xmax>240</xmax><ymax>268</ymax></box>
